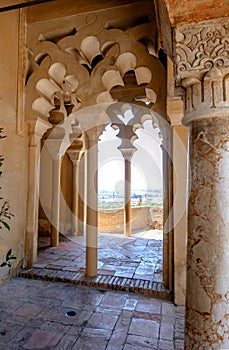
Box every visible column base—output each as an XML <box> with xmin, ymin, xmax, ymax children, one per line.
<box><xmin>86</xmin><ymin>246</ymin><xmax>98</xmax><ymax>277</ymax></box>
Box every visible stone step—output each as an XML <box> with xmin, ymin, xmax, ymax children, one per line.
<box><xmin>18</xmin><ymin>267</ymin><xmax>172</xmax><ymax>301</ymax></box>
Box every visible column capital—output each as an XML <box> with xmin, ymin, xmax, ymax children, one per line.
<box><xmin>85</xmin><ymin>126</ymin><xmax>105</xmax><ymax>144</ymax></box>
<box><xmin>67</xmin><ymin>148</ymin><xmax>83</xmax><ymax>166</ymax></box>
<box><xmin>28</xmin><ymin>118</ymin><xmax>51</xmax><ymax>146</ymax></box>
<box><xmin>44</xmin><ymin>138</ymin><xmax>65</xmax><ymax>161</ymax></box>
<box><xmin>174</xmin><ymin>17</ymin><xmax>229</xmax><ymax>126</ymax></box>
<box><xmin>167</xmin><ymin>97</ymin><xmax>184</xmax><ymax>126</ymax></box>
<box><xmin>118</xmin><ymin>140</ymin><xmax>136</xmax><ymax>160</ymax></box>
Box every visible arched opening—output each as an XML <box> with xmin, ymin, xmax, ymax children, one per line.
<box><xmin>23</xmin><ymin>5</ymin><xmax>177</xmax><ymax>300</ymax></box>
<box><xmin>97</xmin><ymin>118</ymin><xmax>163</xmax><ymax>283</ymax></box>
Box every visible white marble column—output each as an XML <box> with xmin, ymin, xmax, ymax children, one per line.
<box><xmin>175</xmin><ymin>18</ymin><xmax>229</xmax><ymax>349</ymax></box>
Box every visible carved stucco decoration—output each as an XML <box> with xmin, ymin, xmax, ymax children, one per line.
<box><xmin>175</xmin><ymin>18</ymin><xmax>229</xmax><ymax>125</ymax></box>
<box><xmin>106</xmin><ymin>102</ymin><xmax>162</xmax><ymax>154</ymax></box>
<box><xmin>26</xmin><ymin>19</ymin><xmax>166</xmax><ymax>132</ymax></box>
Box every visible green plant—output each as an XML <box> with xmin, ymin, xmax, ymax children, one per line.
<box><xmin>0</xmin><ymin>249</ymin><xmax>16</xmax><ymax>267</ymax></box>
<box><xmin>0</xmin><ymin>128</ymin><xmax>14</xmax><ymax>231</ymax></box>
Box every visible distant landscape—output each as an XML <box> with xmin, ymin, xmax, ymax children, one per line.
<box><xmin>98</xmin><ymin>188</ymin><xmax>163</xmax><ymax>209</ymax></box>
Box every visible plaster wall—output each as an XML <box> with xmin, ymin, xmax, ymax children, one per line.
<box><xmin>0</xmin><ymin>10</ymin><xmax>28</xmax><ymax>283</ymax></box>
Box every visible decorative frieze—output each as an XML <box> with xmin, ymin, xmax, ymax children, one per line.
<box><xmin>175</xmin><ymin>18</ymin><xmax>229</xmax><ymax>124</ymax></box>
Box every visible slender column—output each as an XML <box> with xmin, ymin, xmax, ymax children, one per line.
<box><xmin>78</xmin><ymin>151</ymin><xmax>86</xmax><ymax>236</ymax></box>
<box><xmin>85</xmin><ymin>130</ymin><xmax>99</xmax><ymax>277</ymax></box>
<box><xmin>44</xmin><ymin>137</ymin><xmax>64</xmax><ymax>247</ymax></box>
<box><xmin>175</xmin><ymin>18</ymin><xmax>229</xmax><ymax>348</ymax></box>
<box><xmin>162</xmin><ymin>138</ymin><xmax>169</xmax><ymax>288</ymax></box>
<box><xmin>161</xmin><ymin>133</ymin><xmax>174</xmax><ymax>291</ymax></box>
<box><xmin>168</xmin><ymin>95</ymin><xmax>188</xmax><ymax>306</ymax></box>
<box><xmin>24</xmin><ymin>119</ymin><xmax>51</xmax><ymax>267</ymax></box>
<box><xmin>124</xmin><ymin>157</ymin><xmax>131</xmax><ymax>237</ymax></box>
<box><xmin>51</xmin><ymin>156</ymin><xmax>62</xmax><ymax>246</ymax></box>
<box><xmin>67</xmin><ymin>148</ymin><xmax>81</xmax><ymax>235</ymax></box>
<box><xmin>119</xmin><ymin>147</ymin><xmax>136</xmax><ymax>237</ymax></box>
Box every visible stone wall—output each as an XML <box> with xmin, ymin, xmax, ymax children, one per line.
<box><xmin>98</xmin><ymin>206</ymin><xmax>163</xmax><ymax>233</ymax></box>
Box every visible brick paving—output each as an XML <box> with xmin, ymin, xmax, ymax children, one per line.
<box><xmin>0</xmin><ymin>278</ymin><xmax>185</xmax><ymax>349</ymax></box>
<box><xmin>20</xmin><ymin>230</ymin><xmax>169</xmax><ymax>299</ymax></box>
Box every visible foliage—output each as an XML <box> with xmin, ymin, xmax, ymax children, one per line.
<box><xmin>0</xmin><ymin>249</ymin><xmax>16</xmax><ymax>268</ymax></box>
<box><xmin>0</xmin><ymin>128</ymin><xmax>14</xmax><ymax>231</ymax></box>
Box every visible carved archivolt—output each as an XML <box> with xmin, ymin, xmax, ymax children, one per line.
<box><xmin>26</xmin><ymin>20</ymin><xmax>166</xmax><ymax>126</ymax></box>
<box><xmin>175</xmin><ymin>18</ymin><xmax>229</xmax><ymax>124</ymax></box>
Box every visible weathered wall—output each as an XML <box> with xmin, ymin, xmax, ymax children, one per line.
<box><xmin>164</xmin><ymin>0</ymin><xmax>229</xmax><ymax>26</ymax></box>
<box><xmin>98</xmin><ymin>206</ymin><xmax>163</xmax><ymax>233</ymax></box>
<box><xmin>0</xmin><ymin>10</ymin><xmax>28</xmax><ymax>283</ymax></box>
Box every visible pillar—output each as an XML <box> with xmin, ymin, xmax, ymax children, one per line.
<box><xmin>85</xmin><ymin>129</ymin><xmax>100</xmax><ymax>277</ymax></box>
<box><xmin>77</xmin><ymin>150</ymin><xmax>86</xmax><ymax>236</ymax></box>
<box><xmin>175</xmin><ymin>18</ymin><xmax>229</xmax><ymax>349</ymax></box>
<box><xmin>162</xmin><ymin>137</ymin><xmax>169</xmax><ymax>288</ymax></box>
<box><xmin>67</xmin><ymin>146</ymin><xmax>82</xmax><ymax>235</ymax></box>
<box><xmin>44</xmin><ymin>135</ymin><xmax>64</xmax><ymax>247</ymax></box>
<box><xmin>119</xmin><ymin>146</ymin><xmax>136</xmax><ymax>237</ymax></box>
<box><xmin>168</xmin><ymin>96</ymin><xmax>188</xmax><ymax>306</ymax></box>
<box><xmin>25</xmin><ymin>118</ymin><xmax>51</xmax><ymax>267</ymax></box>
<box><xmin>167</xmin><ymin>56</ymin><xmax>188</xmax><ymax>306</ymax></box>
<box><xmin>161</xmin><ymin>132</ymin><xmax>174</xmax><ymax>291</ymax></box>
<box><xmin>51</xmin><ymin>156</ymin><xmax>62</xmax><ymax>246</ymax></box>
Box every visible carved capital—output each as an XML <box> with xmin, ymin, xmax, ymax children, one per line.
<box><xmin>174</xmin><ymin>18</ymin><xmax>229</xmax><ymax>125</ymax></box>
<box><xmin>167</xmin><ymin>97</ymin><xmax>184</xmax><ymax>126</ymax></box>
<box><xmin>118</xmin><ymin>139</ymin><xmax>136</xmax><ymax>160</ymax></box>
<box><xmin>28</xmin><ymin>118</ymin><xmax>51</xmax><ymax>146</ymax></box>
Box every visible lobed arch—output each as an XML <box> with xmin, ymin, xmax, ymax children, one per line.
<box><xmin>26</xmin><ymin>19</ymin><xmax>167</xmax><ymax>124</ymax></box>
<box><xmin>24</xmin><ymin>19</ymin><xmax>169</xmax><ymax>268</ymax></box>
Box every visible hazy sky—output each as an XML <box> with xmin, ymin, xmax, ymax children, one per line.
<box><xmin>98</xmin><ymin>120</ymin><xmax>163</xmax><ymax>191</ymax></box>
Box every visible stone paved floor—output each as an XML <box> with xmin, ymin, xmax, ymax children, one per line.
<box><xmin>0</xmin><ymin>277</ymin><xmax>185</xmax><ymax>350</ymax></box>
<box><xmin>37</xmin><ymin>230</ymin><xmax>163</xmax><ymax>282</ymax></box>
<box><xmin>20</xmin><ymin>230</ymin><xmax>168</xmax><ymax>298</ymax></box>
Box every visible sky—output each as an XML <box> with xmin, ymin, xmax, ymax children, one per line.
<box><xmin>98</xmin><ymin>120</ymin><xmax>163</xmax><ymax>192</ymax></box>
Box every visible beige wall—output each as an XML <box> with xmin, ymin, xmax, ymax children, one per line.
<box><xmin>0</xmin><ymin>10</ymin><xmax>28</xmax><ymax>283</ymax></box>
<box><xmin>98</xmin><ymin>206</ymin><xmax>163</xmax><ymax>233</ymax></box>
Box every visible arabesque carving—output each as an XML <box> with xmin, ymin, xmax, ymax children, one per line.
<box><xmin>26</xmin><ymin>18</ymin><xmax>166</xmax><ymax>124</ymax></box>
<box><xmin>175</xmin><ymin>18</ymin><xmax>229</xmax><ymax>124</ymax></box>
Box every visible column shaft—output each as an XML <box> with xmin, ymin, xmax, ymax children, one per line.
<box><xmin>78</xmin><ymin>152</ymin><xmax>86</xmax><ymax>236</ymax></box>
<box><xmin>124</xmin><ymin>158</ymin><xmax>131</xmax><ymax>237</ymax></box>
<box><xmin>86</xmin><ymin>140</ymin><xmax>98</xmax><ymax>277</ymax></box>
<box><xmin>71</xmin><ymin>163</ymin><xmax>78</xmax><ymax>235</ymax></box>
<box><xmin>51</xmin><ymin>158</ymin><xmax>61</xmax><ymax>246</ymax></box>
<box><xmin>185</xmin><ymin>117</ymin><xmax>229</xmax><ymax>349</ymax></box>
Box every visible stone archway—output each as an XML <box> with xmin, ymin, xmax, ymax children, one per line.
<box><xmin>25</xmin><ymin>11</ymin><xmax>171</xmax><ymax>284</ymax></box>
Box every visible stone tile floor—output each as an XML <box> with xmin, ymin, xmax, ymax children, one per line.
<box><xmin>37</xmin><ymin>230</ymin><xmax>162</xmax><ymax>278</ymax></box>
<box><xmin>20</xmin><ymin>230</ymin><xmax>168</xmax><ymax>298</ymax></box>
<box><xmin>0</xmin><ymin>277</ymin><xmax>185</xmax><ymax>349</ymax></box>
<box><xmin>37</xmin><ymin>229</ymin><xmax>163</xmax><ymax>282</ymax></box>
